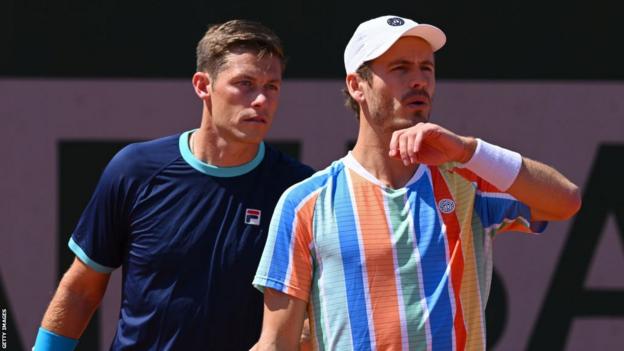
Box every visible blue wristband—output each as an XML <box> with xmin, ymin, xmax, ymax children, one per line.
<box><xmin>33</xmin><ymin>327</ymin><xmax>78</xmax><ymax>351</ymax></box>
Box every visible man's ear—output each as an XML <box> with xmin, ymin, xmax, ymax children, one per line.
<box><xmin>345</xmin><ymin>73</ymin><xmax>365</xmax><ymax>103</ymax></box>
<box><xmin>192</xmin><ymin>72</ymin><xmax>212</xmax><ymax>100</ymax></box>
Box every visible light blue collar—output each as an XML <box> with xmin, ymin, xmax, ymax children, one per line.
<box><xmin>178</xmin><ymin>130</ymin><xmax>265</xmax><ymax>177</ymax></box>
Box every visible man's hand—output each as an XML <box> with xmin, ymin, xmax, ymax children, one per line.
<box><xmin>388</xmin><ymin>122</ymin><xmax>477</xmax><ymax>166</ymax></box>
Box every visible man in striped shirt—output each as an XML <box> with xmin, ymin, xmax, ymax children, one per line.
<box><xmin>253</xmin><ymin>15</ymin><xmax>581</xmax><ymax>351</ymax></box>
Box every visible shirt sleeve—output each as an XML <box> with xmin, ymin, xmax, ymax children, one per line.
<box><xmin>68</xmin><ymin>145</ymin><xmax>142</xmax><ymax>273</ymax></box>
<box><xmin>253</xmin><ymin>188</ymin><xmax>318</xmax><ymax>303</ymax></box>
<box><xmin>454</xmin><ymin>167</ymin><xmax>548</xmax><ymax>236</ymax></box>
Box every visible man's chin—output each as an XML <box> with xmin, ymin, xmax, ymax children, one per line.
<box><xmin>387</xmin><ymin>117</ymin><xmax>429</xmax><ymax>131</ymax></box>
<box><xmin>411</xmin><ymin>111</ymin><xmax>430</xmax><ymax>123</ymax></box>
<box><xmin>237</xmin><ymin>133</ymin><xmax>267</xmax><ymax>145</ymax></box>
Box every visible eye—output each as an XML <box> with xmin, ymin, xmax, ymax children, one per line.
<box><xmin>266</xmin><ymin>83</ymin><xmax>280</xmax><ymax>91</ymax></box>
<box><xmin>237</xmin><ymin>79</ymin><xmax>254</xmax><ymax>87</ymax></box>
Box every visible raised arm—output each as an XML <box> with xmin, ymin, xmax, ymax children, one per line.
<box><xmin>506</xmin><ymin>156</ymin><xmax>580</xmax><ymax>220</ymax></box>
<box><xmin>389</xmin><ymin>122</ymin><xmax>581</xmax><ymax>221</ymax></box>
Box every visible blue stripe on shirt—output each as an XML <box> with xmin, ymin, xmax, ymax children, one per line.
<box><xmin>407</xmin><ymin>177</ymin><xmax>453</xmax><ymax>350</ymax></box>
<box><xmin>334</xmin><ymin>169</ymin><xmax>372</xmax><ymax>351</ymax></box>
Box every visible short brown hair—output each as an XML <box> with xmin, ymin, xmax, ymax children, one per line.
<box><xmin>196</xmin><ymin>19</ymin><xmax>285</xmax><ymax>79</ymax></box>
<box><xmin>343</xmin><ymin>63</ymin><xmax>373</xmax><ymax>119</ymax></box>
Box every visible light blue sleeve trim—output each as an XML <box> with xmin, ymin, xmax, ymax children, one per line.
<box><xmin>68</xmin><ymin>237</ymin><xmax>115</xmax><ymax>273</ymax></box>
<box><xmin>33</xmin><ymin>327</ymin><xmax>78</xmax><ymax>351</ymax></box>
<box><xmin>178</xmin><ymin>129</ymin><xmax>265</xmax><ymax>177</ymax></box>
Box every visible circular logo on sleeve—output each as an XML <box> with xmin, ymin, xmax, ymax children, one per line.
<box><xmin>387</xmin><ymin>17</ymin><xmax>405</xmax><ymax>26</ymax></box>
<box><xmin>438</xmin><ymin>199</ymin><xmax>456</xmax><ymax>213</ymax></box>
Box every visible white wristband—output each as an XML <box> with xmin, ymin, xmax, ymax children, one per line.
<box><xmin>461</xmin><ymin>139</ymin><xmax>522</xmax><ymax>191</ymax></box>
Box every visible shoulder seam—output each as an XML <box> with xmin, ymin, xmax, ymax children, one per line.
<box><xmin>129</xmin><ymin>153</ymin><xmax>183</xmax><ymax>216</ymax></box>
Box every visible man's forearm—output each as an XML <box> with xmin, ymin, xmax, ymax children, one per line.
<box><xmin>38</xmin><ymin>258</ymin><xmax>110</xmax><ymax>343</ymax></box>
<box><xmin>255</xmin><ymin>288</ymin><xmax>308</xmax><ymax>351</ymax></box>
<box><xmin>507</xmin><ymin>157</ymin><xmax>581</xmax><ymax>221</ymax></box>
<box><xmin>460</xmin><ymin>138</ymin><xmax>581</xmax><ymax>220</ymax></box>
<box><xmin>41</xmin><ymin>282</ymin><xmax>102</xmax><ymax>339</ymax></box>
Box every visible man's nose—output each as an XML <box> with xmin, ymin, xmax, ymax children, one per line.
<box><xmin>251</xmin><ymin>92</ymin><xmax>268</xmax><ymax>107</ymax></box>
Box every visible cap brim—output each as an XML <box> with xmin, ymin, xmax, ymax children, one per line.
<box><xmin>402</xmin><ymin>24</ymin><xmax>446</xmax><ymax>52</ymax></box>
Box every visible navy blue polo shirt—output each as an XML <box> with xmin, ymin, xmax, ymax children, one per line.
<box><xmin>69</xmin><ymin>131</ymin><xmax>314</xmax><ymax>350</ymax></box>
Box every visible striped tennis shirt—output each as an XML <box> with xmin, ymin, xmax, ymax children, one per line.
<box><xmin>253</xmin><ymin>152</ymin><xmax>546</xmax><ymax>351</ymax></box>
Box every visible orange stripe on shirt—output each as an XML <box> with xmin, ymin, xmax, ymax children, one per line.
<box><xmin>349</xmin><ymin>170</ymin><xmax>403</xmax><ymax>350</ymax></box>
<box><xmin>431</xmin><ymin>167</ymin><xmax>467</xmax><ymax>351</ymax></box>
<box><xmin>439</xmin><ymin>166</ymin><xmax>485</xmax><ymax>350</ymax></box>
<box><xmin>285</xmin><ymin>192</ymin><xmax>318</xmax><ymax>302</ymax></box>
<box><xmin>499</xmin><ymin>219</ymin><xmax>533</xmax><ymax>234</ymax></box>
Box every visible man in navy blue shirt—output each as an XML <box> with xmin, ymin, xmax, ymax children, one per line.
<box><xmin>34</xmin><ymin>20</ymin><xmax>313</xmax><ymax>351</ymax></box>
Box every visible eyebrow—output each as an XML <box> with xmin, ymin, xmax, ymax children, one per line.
<box><xmin>387</xmin><ymin>59</ymin><xmax>435</xmax><ymax>67</ymax></box>
<box><xmin>233</xmin><ymin>74</ymin><xmax>256</xmax><ymax>81</ymax></box>
<box><xmin>233</xmin><ymin>74</ymin><xmax>282</xmax><ymax>84</ymax></box>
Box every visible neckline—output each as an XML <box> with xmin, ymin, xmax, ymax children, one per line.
<box><xmin>342</xmin><ymin>151</ymin><xmax>426</xmax><ymax>190</ymax></box>
<box><xmin>178</xmin><ymin>130</ymin><xmax>265</xmax><ymax>177</ymax></box>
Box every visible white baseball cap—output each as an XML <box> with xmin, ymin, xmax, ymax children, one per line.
<box><xmin>344</xmin><ymin>15</ymin><xmax>446</xmax><ymax>74</ymax></box>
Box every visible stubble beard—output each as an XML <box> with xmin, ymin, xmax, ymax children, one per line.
<box><xmin>369</xmin><ymin>97</ymin><xmax>431</xmax><ymax>134</ymax></box>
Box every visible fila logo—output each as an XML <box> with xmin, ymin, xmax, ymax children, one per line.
<box><xmin>245</xmin><ymin>209</ymin><xmax>261</xmax><ymax>226</ymax></box>
<box><xmin>438</xmin><ymin>199</ymin><xmax>455</xmax><ymax>214</ymax></box>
